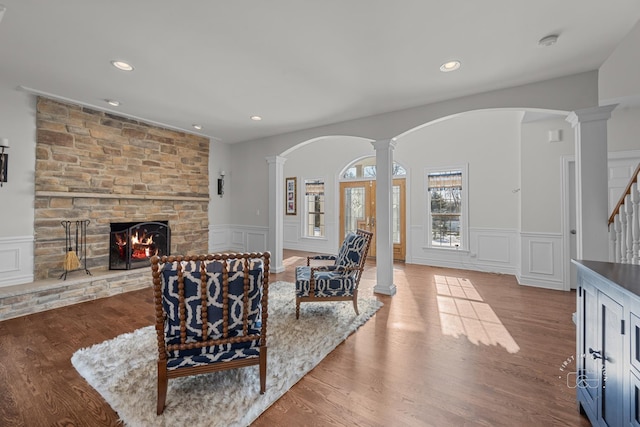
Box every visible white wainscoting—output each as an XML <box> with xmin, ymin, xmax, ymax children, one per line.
<box><xmin>519</xmin><ymin>232</ymin><xmax>565</xmax><ymax>290</ymax></box>
<box><xmin>208</xmin><ymin>224</ymin><xmax>269</xmax><ymax>253</ymax></box>
<box><xmin>282</xmin><ymin>220</ymin><xmax>339</xmax><ymax>255</ymax></box>
<box><xmin>408</xmin><ymin>226</ymin><xmax>519</xmax><ymax>276</ymax></box>
<box><xmin>0</xmin><ymin>235</ymin><xmax>35</xmax><ymax>287</ymax></box>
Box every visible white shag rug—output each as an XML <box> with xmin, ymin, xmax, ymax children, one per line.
<box><xmin>71</xmin><ymin>281</ymin><xmax>382</xmax><ymax>427</ymax></box>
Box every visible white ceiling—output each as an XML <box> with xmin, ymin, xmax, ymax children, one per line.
<box><xmin>0</xmin><ymin>1</ymin><xmax>638</xmax><ymax>144</ymax></box>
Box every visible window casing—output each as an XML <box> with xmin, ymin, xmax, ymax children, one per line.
<box><xmin>426</xmin><ymin>165</ymin><xmax>468</xmax><ymax>250</ymax></box>
<box><xmin>304</xmin><ymin>179</ymin><xmax>325</xmax><ymax>237</ymax></box>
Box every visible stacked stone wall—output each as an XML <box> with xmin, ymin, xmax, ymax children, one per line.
<box><xmin>34</xmin><ymin>97</ymin><xmax>210</xmax><ymax>279</ymax></box>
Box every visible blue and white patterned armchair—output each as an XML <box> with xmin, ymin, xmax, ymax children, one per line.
<box><xmin>151</xmin><ymin>252</ymin><xmax>270</xmax><ymax>415</ymax></box>
<box><xmin>295</xmin><ymin>229</ymin><xmax>372</xmax><ymax>319</ymax></box>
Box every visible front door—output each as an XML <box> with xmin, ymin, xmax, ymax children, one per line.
<box><xmin>339</xmin><ymin>179</ymin><xmax>406</xmax><ymax>260</ymax></box>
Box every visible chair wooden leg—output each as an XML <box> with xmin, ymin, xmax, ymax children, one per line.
<box><xmin>296</xmin><ymin>298</ymin><xmax>300</xmax><ymax>319</ymax></box>
<box><xmin>157</xmin><ymin>362</ymin><xmax>168</xmax><ymax>415</ymax></box>
<box><xmin>352</xmin><ymin>291</ymin><xmax>359</xmax><ymax>315</ymax></box>
<box><xmin>259</xmin><ymin>347</ymin><xmax>267</xmax><ymax>394</ymax></box>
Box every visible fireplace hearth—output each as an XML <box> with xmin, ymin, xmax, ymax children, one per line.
<box><xmin>110</xmin><ymin>221</ymin><xmax>170</xmax><ymax>270</ymax></box>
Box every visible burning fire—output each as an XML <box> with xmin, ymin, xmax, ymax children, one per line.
<box><xmin>115</xmin><ymin>230</ymin><xmax>158</xmax><ymax>260</ymax></box>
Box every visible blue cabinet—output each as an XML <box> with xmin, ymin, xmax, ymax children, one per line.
<box><xmin>574</xmin><ymin>260</ymin><xmax>640</xmax><ymax>427</ymax></box>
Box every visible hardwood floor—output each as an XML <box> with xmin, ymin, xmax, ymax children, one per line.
<box><xmin>0</xmin><ymin>251</ymin><xmax>590</xmax><ymax>426</ymax></box>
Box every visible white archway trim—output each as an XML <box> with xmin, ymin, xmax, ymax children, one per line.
<box><xmin>280</xmin><ymin>135</ymin><xmax>374</xmax><ymax>157</ymax></box>
<box><xmin>393</xmin><ymin>107</ymin><xmax>570</xmax><ymax>141</ymax></box>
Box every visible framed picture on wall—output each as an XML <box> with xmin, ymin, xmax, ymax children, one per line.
<box><xmin>285</xmin><ymin>177</ymin><xmax>296</xmax><ymax>215</ymax></box>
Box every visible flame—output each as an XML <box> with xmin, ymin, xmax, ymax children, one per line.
<box><xmin>131</xmin><ymin>231</ymin><xmax>154</xmax><ymax>246</ymax></box>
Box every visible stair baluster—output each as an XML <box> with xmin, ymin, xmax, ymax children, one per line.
<box><xmin>619</xmin><ymin>207</ymin><xmax>627</xmax><ymax>264</ymax></box>
<box><xmin>628</xmin><ymin>199</ymin><xmax>633</xmax><ymax>262</ymax></box>
<box><xmin>613</xmin><ymin>215</ymin><xmax>622</xmax><ymax>262</ymax></box>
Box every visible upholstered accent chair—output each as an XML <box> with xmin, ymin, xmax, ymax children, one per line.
<box><xmin>295</xmin><ymin>229</ymin><xmax>372</xmax><ymax>319</ymax></box>
<box><xmin>151</xmin><ymin>252</ymin><xmax>270</xmax><ymax>415</ymax></box>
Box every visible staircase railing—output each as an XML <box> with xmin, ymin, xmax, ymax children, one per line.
<box><xmin>608</xmin><ymin>163</ymin><xmax>640</xmax><ymax>264</ymax></box>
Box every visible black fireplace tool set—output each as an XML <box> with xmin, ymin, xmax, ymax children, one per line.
<box><xmin>60</xmin><ymin>220</ymin><xmax>92</xmax><ymax>280</ymax></box>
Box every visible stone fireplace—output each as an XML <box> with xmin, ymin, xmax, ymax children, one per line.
<box><xmin>33</xmin><ymin>97</ymin><xmax>210</xmax><ymax>280</ymax></box>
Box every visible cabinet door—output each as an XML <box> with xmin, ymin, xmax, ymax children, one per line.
<box><xmin>579</xmin><ymin>282</ymin><xmax>600</xmax><ymax>412</ymax></box>
<box><xmin>598</xmin><ymin>293</ymin><xmax>624</xmax><ymax>427</ymax></box>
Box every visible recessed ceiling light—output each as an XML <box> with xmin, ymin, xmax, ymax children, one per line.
<box><xmin>105</xmin><ymin>99</ymin><xmax>120</xmax><ymax>107</ymax></box>
<box><xmin>111</xmin><ymin>60</ymin><xmax>134</xmax><ymax>71</ymax></box>
<box><xmin>192</xmin><ymin>124</ymin><xmax>203</xmax><ymax>130</ymax></box>
<box><xmin>440</xmin><ymin>60</ymin><xmax>461</xmax><ymax>72</ymax></box>
<box><xmin>538</xmin><ymin>34</ymin><xmax>559</xmax><ymax>47</ymax></box>
<box><xmin>250</xmin><ymin>115</ymin><xmax>262</xmax><ymax>121</ymax></box>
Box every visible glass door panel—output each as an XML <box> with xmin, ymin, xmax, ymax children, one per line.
<box><xmin>340</xmin><ymin>181</ymin><xmax>375</xmax><ymax>257</ymax></box>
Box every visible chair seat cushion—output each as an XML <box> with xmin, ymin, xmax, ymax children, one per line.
<box><xmin>295</xmin><ymin>266</ymin><xmax>356</xmax><ymax>297</ymax></box>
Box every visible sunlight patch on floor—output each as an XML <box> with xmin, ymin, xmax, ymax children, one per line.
<box><xmin>435</xmin><ymin>275</ymin><xmax>520</xmax><ymax>353</ymax></box>
<box><xmin>283</xmin><ymin>256</ymin><xmax>307</xmax><ymax>267</ymax></box>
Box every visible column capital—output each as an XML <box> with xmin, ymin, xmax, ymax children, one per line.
<box><xmin>566</xmin><ymin>104</ymin><xmax>618</xmax><ymax>128</ymax></box>
<box><xmin>371</xmin><ymin>138</ymin><xmax>398</xmax><ymax>151</ymax></box>
<box><xmin>265</xmin><ymin>155</ymin><xmax>287</xmax><ymax>165</ymax></box>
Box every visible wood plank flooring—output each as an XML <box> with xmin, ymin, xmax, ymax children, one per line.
<box><xmin>0</xmin><ymin>251</ymin><xmax>590</xmax><ymax>426</ymax></box>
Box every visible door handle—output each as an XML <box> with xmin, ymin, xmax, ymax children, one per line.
<box><xmin>589</xmin><ymin>348</ymin><xmax>606</xmax><ymax>361</ymax></box>
<box><xmin>570</xmin><ymin>229</ymin><xmax>576</xmax><ymax>235</ymax></box>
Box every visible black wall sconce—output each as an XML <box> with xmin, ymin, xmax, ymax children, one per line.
<box><xmin>0</xmin><ymin>137</ymin><xmax>8</xmax><ymax>187</ymax></box>
<box><xmin>217</xmin><ymin>170</ymin><xmax>225</xmax><ymax>197</ymax></box>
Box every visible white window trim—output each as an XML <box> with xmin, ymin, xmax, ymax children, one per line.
<box><xmin>302</xmin><ymin>176</ymin><xmax>326</xmax><ymax>239</ymax></box>
<box><xmin>424</xmin><ymin>164</ymin><xmax>469</xmax><ymax>251</ymax></box>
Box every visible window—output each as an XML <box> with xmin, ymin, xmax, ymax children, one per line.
<box><xmin>304</xmin><ymin>179</ymin><xmax>325</xmax><ymax>237</ymax></box>
<box><xmin>427</xmin><ymin>166</ymin><xmax>467</xmax><ymax>249</ymax></box>
<box><xmin>341</xmin><ymin>157</ymin><xmax>406</xmax><ymax>179</ymax></box>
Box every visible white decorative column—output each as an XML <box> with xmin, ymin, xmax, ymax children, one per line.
<box><xmin>266</xmin><ymin>155</ymin><xmax>286</xmax><ymax>273</ymax></box>
<box><xmin>371</xmin><ymin>139</ymin><xmax>397</xmax><ymax>296</ymax></box>
<box><xmin>566</xmin><ymin>105</ymin><xmax>617</xmax><ymax>262</ymax></box>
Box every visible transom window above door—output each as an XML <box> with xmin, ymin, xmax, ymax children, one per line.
<box><xmin>341</xmin><ymin>157</ymin><xmax>406</xmax><ymax>179</ymax></box>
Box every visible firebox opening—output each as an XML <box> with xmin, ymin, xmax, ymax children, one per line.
<box><xmin>110</xmin><ymin>221</ymin><xmax>170</xmax><ymax>270</ymax></box>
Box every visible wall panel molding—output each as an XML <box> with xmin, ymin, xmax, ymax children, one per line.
<box><xmin>520</xmin><ymin>232</ymin><xmax>564</xmax><ymax>290</ymax></box>
<box><xmin>209</xmin><ymin>224</ymin><xmax>269</xmax><ymax>253</ymax></box>
<box><xmin>0</xmin><ymin>236</ymin><xmax>34</xmax><ymax>287</ymax></box>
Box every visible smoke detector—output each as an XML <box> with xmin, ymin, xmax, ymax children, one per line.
<box><xmin>538</xmin><ymin>34</ymin><xmax>559</xmax><ymax>47</ymax></box>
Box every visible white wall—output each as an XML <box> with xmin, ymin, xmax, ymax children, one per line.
<box><xmin>608</xmin><ymin>106</ymin><xmax>640</xmax><ymax>153</ymax></box>
<box><xmin>599</xmin><ymin>18</ymin><xmax>640</xmax><ymax>158</ymax></box>
<box><xmin>519</xmin><ymin>117</ymin><xmax>575</xmax><ymax>290</ymax></box>
<box><xmin>0</xmin><ymin>85</ymin><xmax>36</xmax><ymax>285</ymax></box>
<box><xmin>208</xmin><ymin>139</ymin><xmax>233</xmax><ymax>251</ymax></box>
<box><xmin>396</xmin><ymin>110</ymin><xmax>522</xmax><ymax>275</ymax></box>
<box><xmin>398</xmin><ymin>110</ymin><xmax>521</xmax><ymax>229</ymax></box>
<box><xmin>282</xmin><ymin>136</ymin><xmax>372</xmax><ymax>255</ymax></box>
<box><xmin>0</xmin><ymin>85</ymin><xmax>36</xmax><ymax>237</ymax></box>
<box><xmin>520</xmin><ymin>117</ymin><xmax>575</xmax><ymax>233</ymax></box>
<box><xmin>599</xmin><ymin>18</ymin><xmax>640</xmax><ymax>103</ymax></box>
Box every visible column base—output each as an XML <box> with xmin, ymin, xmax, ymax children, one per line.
<box><xmin>272</xmin><ymin>264</ymin><xmax>285</xmax><ymax>274</ymax></box>
<box><xmin>374</xmin><ymin>283</ymin><xmax>397</xmax><ymax>296</ymax></box>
